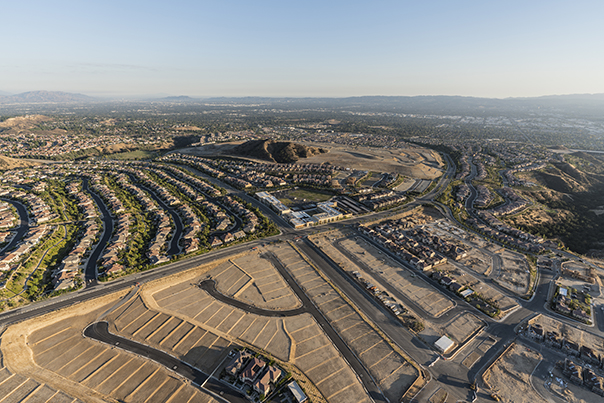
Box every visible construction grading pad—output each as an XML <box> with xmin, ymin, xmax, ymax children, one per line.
<box><xmin>1</xmin><ymin>295</ymin><xmax>215</xmax><ymax>403</ymax></box>
<box><xmin>483</xmin><ymin>343</ymin><xmax>545</xmax><ymax>403</ymax></box>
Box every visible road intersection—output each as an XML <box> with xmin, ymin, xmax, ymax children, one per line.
<box><xmin>1</xmin><ymin>152</ymin><xmax>602</xmax><ymax>403</ymax></box>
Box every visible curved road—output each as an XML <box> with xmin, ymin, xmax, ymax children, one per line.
<box><xmin>82</xmin><ymin>178</ymin><xmax>114</xmax><ymax>286</ymax></box>
<box><xmin>199</xmin><ymin>279</ymin><xmax>305</xmax><ymax>317</ymax></box>
<box><xmin>0</xmin><ymin>198</ymin><xmax>29</xmax><ymax>254</ymax></box>
<box><xmin>84</xmin><ymin>321</ymin><xmax>243</xmax><ymax>403</ymax></box>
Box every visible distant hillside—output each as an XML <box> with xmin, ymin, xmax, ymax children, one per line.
<box><xmin>233</xmin><ymin>139</ymin><xmax>327</xmax><ymax>163</ymax></box>
<box><xmin>202</xmin><ymin>94</ymin><xmax>604</xmax><ymax>119</ymax></box>
<box><xmin>0</xmin><ymin>91</ymin><xmax>94</xmax><ymax>104</ymax></box>
<box><xmin>157</xmin><ymin>95</ymin><xmax>198</xmax><ymax>102</ymax></box>
<box><xmin>0</xmin><ymin>156</ymin><xmax>41</xmax><ymax>170</ymax></box>
<box><xmin>0</xmin><ymin>115</ymin><xmax>52</xmax><ymax>130</ymax></box>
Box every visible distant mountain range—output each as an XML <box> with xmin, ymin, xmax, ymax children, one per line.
<box><xmin>1</xmin><ymin>91</ymin><xmax>603</xmax><ymax>119</ymax></box>
<box><xmin>156</xmin><ymin>95</ymin><xmax>198</xmax><ymax>102</ymax></box>
<box><xmin>199</xmin><ymin>94</ymin><xmax>604</xmax><ymax>118</ymax></box>
<box><xmin>0</xmin><ymin>90</ymin><xmax>95</xmax><ymax>104</ymax></box>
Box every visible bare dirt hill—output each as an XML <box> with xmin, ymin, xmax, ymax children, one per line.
<box><xmin>233</xmin><ymin>139</ymin><xmax>328</xmax><ymax>163</ymax></box>
<box><xmin>0</xmin><ymin>115</ymin><xmax>52</xmax><ymax>130</ymax></box>
<box><xmin>0</xmin><ymin>156</ymin><xmax>41</xmax><ymax>170</ymax></box>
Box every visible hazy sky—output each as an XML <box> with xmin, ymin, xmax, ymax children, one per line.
<box><xmin>2</xmin><ymin>1</ymin><xmax>603</xmax><ymax>98</ymax></box>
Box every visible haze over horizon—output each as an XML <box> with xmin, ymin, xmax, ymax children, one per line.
<box><xmin>2</xmin><ymin>1</ymin><xmax>603</xmax><ymax>99</ymax></box>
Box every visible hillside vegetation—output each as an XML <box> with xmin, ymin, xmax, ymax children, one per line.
<box><xmin>508</xmin><ymin>152</ymin><xmax>604</xmax><ymax>255</ymax></box>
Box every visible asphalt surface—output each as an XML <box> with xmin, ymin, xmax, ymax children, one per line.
<box><xmin>84</xmin><ymin>321</ymin><xmax>243</xmax><ymax>403</ymax></box>
<box><xmin>0</xmin><ymin>198</ymin><xmax>29</xmax><ymax>253</ymax></box>
<box><xmin>82</xmin><ymin>177</ymin><xmax>114</xmax><ymax>286</ymax></box>
<box><xmin>0</xmin><ymin>239</ymin><xmax>269</xmax><ymax>327</ymax></box>
<box><xmin>199</xmin><ymin>279</ymin><xmax>305</xmax><ymax>317</ymax></box>
<box><xmin>332</xmin><ymin>236</ymin><xmax>462</xmax><ymax>325</ymax></box>
<box><xmin>263</xmin><ymin>252</ymin><xmax>388</xmax><ymax>403</ymax></box>
<box><xmin>2</xmin><ymin>152</ymin><xmax>601</xmax><ymax>403</ymax></box>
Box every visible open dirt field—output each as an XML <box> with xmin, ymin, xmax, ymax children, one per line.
<box><xmin>270</xmin><ymin>242</ymin><xmax>419</xmax><ymax>403</ymax></box>
<box><xmin>1</xmin><ymin>294</ymin><xmax>213</xmax><ymax>403</ymax></box>
<box><xmin>270</xmin><ymin>242</ymin><xmax>418</xmax><ymax>400</ymax></box>
<box><xmin>394</xmin><ymin>178</ymin><xmax>417</xmax><ymax>191</ymax></box>
<box><xmin>419</xmin><ymin>312</ymin><xmax>485</xmax><ymax>349</ymax></box>
<box><xmin>145</xmin><ymin>260</ymin><xmax>367</xmax><ymax>403</ymax></box>
<box><xmin>179</xmin><ymin>142</ymin><xmax>444</xmax><ymax>179</ymax></box>
<box><xmin>562</xmin><ymin>261</ymin><xmax>591</xmax><ymax>272</ymax></box>
<box><xmin>459</xmin><ymin>250</ymin><xmax>492</xmax><ymax>276</ymax></box>
<box><xmin>107</xmin><ymin>294</ymin><xmax>234</xmax><ymax>374</ymax></box>
<box><xmin>322</xmin><ymin>233</ymin><xmax>454</xmax><ymax>318</ymax></box>
<box><xmin>496</xmin><ymin>250</ymin><xmax>531</xmax><ymax>295</ymax></box>
<box><xmin>483</xmin><ymin>343</ymin><xmax>546</xmax><ymax>403</ymax></box>
<box><xmin>205</xmin><ymin>254</ymin><xmax>301</xmax><ymax>310</ymax></box>
<box><xmin>460</xmin><ymin>334</ymin><xmax>497</xmax><ymax>369</ymax></box>
<box><xmin>0</xmin><ymin>328</ymin><xmax>84</xmax><ymax>403</ymax></box>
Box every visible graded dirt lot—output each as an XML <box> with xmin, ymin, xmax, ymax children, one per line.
<box><xmin>108</xmin><ymin>293</ymin><xmax>235</xmax><ymax>374</ymax></box>
<box><xmin>497</xmin><ymin>250</ymin><xmax>531</xmax><ymax>295</ymax></box>
<box><xmin>180</xmin><ymin>142</ymin><xmax>444</xmax><ymax>179</ymax></box>
<box><xmin>321</xmin><ymin>233</ymin><xmax>454</xmax><ymax>318</ymax></box>
<box><xmin>1</xmin><ymin>293</ymin><xmax>214</xmax><ymax>403</ymax></box>
<box><xmin>0</xmin><ymin>327</ymin><xmax>84</xmax><ymax>403</ymax></box>
<box><xmin>205</xmin><ymin>254</ymin><xmax>301</xmax><ymax>310</ymax></box>
<box><xmin>483</xmin><ymin>343</ymin><xmax>546</xmax><ymax>403</ymax></box>
<box><xmin>1</xmin><ymin>244</ymin><xmax>421</xmax><ymax>403</ymax></box>
<box><xmin>270</xmin><ymin>243</ymin><xmax>419</xmax><ymax>403</ymax></box>
<box><xmin>460</xmin><ymin>334</ymin><xmax>497</xmax><ymax>369</ymax></box>
<box><xmin>419</xmin><ymin>312</ymin><xmax>485</xmax><ymax>350</ymax></box>
<box><xmin>144</xmin><ymin>253</ymin><xmax>368</xmax><ymax>403</ymax></box>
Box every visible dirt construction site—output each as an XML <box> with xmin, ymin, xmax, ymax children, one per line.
<box><xmin>0</xmin><ymin>245</ymin><xmax>421</xmax><ymax>403</ymax></box>
<box><xmin>309</xmin><ymin>230</ymin><xmax>486</xmax><ymax>356</ymax></box>
<box><xmin>482</xmin><ymin>343</ymin><xmax>546</xmax><ymax>403</ymax></box>
<box><xmin>313</xmin><ymin>230</ymin><xmax>455</xmax><ymax>318</ymax></box>
<box><xmin>0</xmin><ymin>292</ymin><xmax>215</xmax><ymax>403</ymax></box>
<box><xmin>181</xmin><ymin>141</ymin><xmax>444</xmax><ymax>179</ymax></box>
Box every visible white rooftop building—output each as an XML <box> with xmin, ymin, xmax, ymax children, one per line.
<box><xmin>434</xmin><ymin>335</ymin><xmax>455</xmax><ymax>354</ymax></box>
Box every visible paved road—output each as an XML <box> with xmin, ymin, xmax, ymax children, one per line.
<box><xmin>297</xmin><ymin>232</ymin><xmax>570</xmax><ymax>402</ymax></box>
<box><xmin>331</xmin><ymin>236</ymin><xmax>463</xmax><ymax>325</ymax></box>
<box><xmin>293</xmin><ymin>240</ymin><xmax>457</xmax><ymax>400</ymax></box>
<box><xmin>0</xmin><ymin>239</ymin><xmax>271</xmax><ymax>327</ymax></box>
<box><xmin>263</xmin><ymin>252</ymin><xmax>388</xmax><ymax>403</ymax></box>
<box><xmin>84</xmin><ymin>321</ymin><xmax>242</xmax><ymax>403</ymax></box>
<box><xmin>199</xmin><ymin>279</ymin><xmax>305</xmax><ymax>317</ymax></box>
<box><xmin>2</xmin><ymin>151</ymin><xmax>597</xmax><ymax>403</ymax></box>
<box><xmin>82</xmin><ymin>178</ymin><xmax>114</xmax><ymax>286</ymax></box>
<box><xmin>0</xmin><ymin>198</ymin><xmax>29</xmax><ymax>254</ymax></box>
